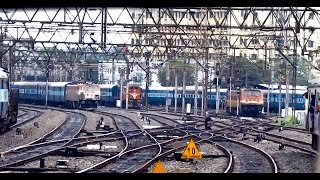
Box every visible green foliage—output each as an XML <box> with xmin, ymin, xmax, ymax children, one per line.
<box><xmin>157</xmin><ymin>59</ymin><xmax>195</xmax><ymax>87</ymax></box>
<box><xmin>276</xmin><ymin>116</ymin><xmax>299</xmax><ymax>126</ymax></box>
<box><xmin>271</xmin><ymin>55</ymin><xmax>311</xmax><ymax>86</ymax></box>
<box><xmin>218</xmin><ymin>57</ymin><xmax>268</xmax><ymax>88</ymax></box>
<box><xmin>216</xmin><ymin>55</ymin><xmax>311</xmax><ymax>88</ymax></box>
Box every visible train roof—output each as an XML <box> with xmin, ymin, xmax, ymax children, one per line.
<box><xmin>147</xmin><ymin>86</ymin><xmax>175</xmax><ymax>91</ymax></box>
<box><xmin>144</xmin><ymin>86</ymin><xmax>228</xmax><ymax>92</ymax></box>
<box><xmin>99</xmin><ymin>84</ymin><xmax>118</xmax><ymax>88</ymax></box>
<box><xmin>266</xmin><ymin>89</ymin><xmax>307</xmax><ymax>94</ymax></box>
<box><xmin>256</xmin><ymin>83</ymin><xmax>307</xmax><ymax>90</ymax></box>
<box><xmin>0</xmin><ymin>68</ymin><xmax>8</xmax><ymax>79</ymax></box>
<box><xmin>49</xmin><ymin>82</ymin><xmax>70</xmax><ymax>87</ymax></box>
<box><xmin>208</xmin><ymin>89</ymin><xmax>228</xmax><ymax>93</ymax></box>
<box><xmin>12</xmin><ymin>81</ymin><xmax>41</xmax><ymax>86</ymax></box>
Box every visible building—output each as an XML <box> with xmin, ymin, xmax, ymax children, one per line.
<box><xmin>128</xmin><ymin>8</ymin><xmax>320</xmax><ymax>83</ymax></box>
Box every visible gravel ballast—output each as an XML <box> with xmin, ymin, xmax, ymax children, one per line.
<box><xmin>148</xmin><ymin>142</ymin><xmax>229</xmax><ymax>173</ymax></box>
<box><xmin>267</xmin><ymin>129</ymin><xmax>312</xmax><ymax>144</ymax></box>
<box><xmin>79</xmin><ymin>110</ymin><xmax>117</xmax><ymax>131</ymax></box>
<box><xmin>0</xmin><ymin>109</ymin><xmax>68</xmax><ymax>152</ymax></box>
<box><xmin>231</xmin><ymin>134</ymin><xmax>316</xmax><ymax>173</ymax></box>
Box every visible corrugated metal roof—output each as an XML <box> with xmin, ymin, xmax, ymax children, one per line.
<box><xmin>50</xmin><ymin>82</ymin><xmax>70</xmax><ymax>87</ymax></box>
<box><xmin>258</xmin><ymin>83</ymin><xmax>307</xmax><ymax>90</ymax></box>
<box><xmin>148</xmin><ymin>86</ymin><xmax>175</xmax><ymax>91</ymax></box>
<box><xmin>268</xmin><ymin>89</ymin><xmax>307</xmax><ymax>94</ymax></box>
<box><xmin>99</xmin><ymin>84</ymin><xmax>118</xmax><ymax>88</ymax></box>
<box><xmin>12</xmin><ymin>82</ymin><xmax>40</xmax><ymax>86</ymax></box>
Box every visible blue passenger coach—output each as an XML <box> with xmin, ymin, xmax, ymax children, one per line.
<box><xmin>99</xmin><ymin>84</ymin><xmax>119</xmax><ymax>106</ymax></box>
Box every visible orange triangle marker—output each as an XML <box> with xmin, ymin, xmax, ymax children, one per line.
<box><xmin>152</xmin><ymin>161</ymin><xmax>166</xmax><ymax>173</ymax></box>
<box><xmin>181</xmin><ymin>139</ymin><xmax>202</xmax><ymax>159</ymax></box>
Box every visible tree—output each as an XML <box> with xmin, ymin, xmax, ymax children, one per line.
<box><xmin>157</xmin><ymin>58</ymin><xmax>195</xmax><ymax>87</ymax></box>
<box><xmin>132</xmin><ymin>72</ymin><xmax>144</xmax><ymax>83</ymax></box>
<box><xmin>218</xmin><ymin>57</ymin><xmax>268</xmax><ymax>88</ymax></box>
<box><xmin>272</xmin><ymin>55</ymin><xmax>311</xmax><ymax>86</ymax></box>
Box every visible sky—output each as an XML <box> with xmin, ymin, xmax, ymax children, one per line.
<box><xmin>0</xmin><ymin>8</ymin><xmax>134</xmax><ymax>48</ymax></box>
<box><xmin>1</xmin><ymin>7</ymin><xmax>320</xmax><ymax>55</ymax></box>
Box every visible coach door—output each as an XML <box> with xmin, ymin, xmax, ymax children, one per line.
<box><xmin>316</xmin><ymin>91</ymin><xmax>320</xmax><ymax>136</ymax></box>
<box><xmin>308</xmin><ymin>88</ymin><xmax>320</xmax><ymax>135</ymax></box>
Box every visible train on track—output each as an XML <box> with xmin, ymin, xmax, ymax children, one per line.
<box><xmin>145</xmin><ymin>86</ymin><xmax>306</xmax><ymax>113</ymax></box>
<box><xmin>12</xmin><ymin>80</ymin><xmax>306</xmax><ymax>114</ymax></box>
<box><xmin>0</xmin><ymin>68</ymin><xmax>19</xmax><ymax>132</ymax></box>
<box><xmin>12</xmin><ymin>81</ymin><xmax>100</xmax><ymax>109</ymax></box>
<box><xmin>226</xmin><ymin>88</ymin><xmax>264</xmax><ymax>116</ymax></box>
<box><xmin>306</xmin><ymin>78</ymin><xmax>320</xmax><ymax>150</ymax></box>
<box><xmin>99</xmin><ymin>84</ymin><xmax>143</xmax><ymax>109</ymax></box>
<box><xmin>98</xmin><ymin>84</ymin><xmax>306</xmax><ymax>113</ymax></box>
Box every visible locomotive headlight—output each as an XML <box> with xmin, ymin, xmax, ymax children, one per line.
<box><xmin>81</xmin><ymin>101</ymin><xmax>85</xmax><ymax>104</ymax></box>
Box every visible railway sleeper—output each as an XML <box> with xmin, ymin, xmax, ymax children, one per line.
<box><xmin>48</xmin><ymin>148</ymin><xmax>120</xmax><ymax>157</ymax></box>
<box><xmin>166</xmin><ymin>152</ymin><xmax>228</xmax><ymax>161</ymax></box>
<box><xmin>0</xmin><ymin>167</ymin><xmax>77</xmax><ymax>173</ymax></box>
<box><xmin>81</xmin><ymin>130</ymin><xmax>115</xmax><ymax>136</ymax></box>
<box><xmin>150</xmin><ymin>132</ymin><xmax>185</xmax><ymax>137</ymax></box>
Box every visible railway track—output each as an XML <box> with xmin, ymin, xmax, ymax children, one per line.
<box><xmin>8</xmin><ymin>108</ymin><xmax>42</xmax><ymax>129</ymax></box>
<box><xmin>77</xmin><ymin>111</ymin><xmax>160</xmax><ymax>173</ymax></box>
<box><xmin>0</xmin><ymin>108</ymin><xmax>86</xmax><ymax>169</ymax></box>
<box><xmin>0</xmin><ymin>106</ymin><xmax>282</xmax><ymax>173</ymax></box>
<box><xmin>215</xmin><ymin>135</ymin><xmax>277</xmax><ymax>173</ymax></box>
<box><xmin>119</xmin><ymin>111</ymin><xmax>277</xmax><ymax>173</ymax></box>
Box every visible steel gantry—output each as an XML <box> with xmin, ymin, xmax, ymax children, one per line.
<box><xmin>0</xmin><ymin>7</ymin><xmax>319</xmax><ymax>112</ymax></box>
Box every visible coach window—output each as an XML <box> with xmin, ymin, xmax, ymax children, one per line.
<box><xmin>297</xmin><ymin>98</ymin><xmax>302</xmax><ymax>103</ymax></box>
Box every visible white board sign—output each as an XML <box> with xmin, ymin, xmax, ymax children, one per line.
<box><xmin>186</xmin><ymin>103</ymin><xmax>191</xmax><ymax>114</ymax></box>
<box><xmin>116</xmin><ymin>100</ymin><xmax>121</xmax><ymax>108</ymax></box>
<box><xmin>166</xmin><ymin>99</ymin><xmax>172</xmax><ymax>106</ymax></box>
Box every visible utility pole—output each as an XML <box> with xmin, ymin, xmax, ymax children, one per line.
<box><xmin>165</xmin><ymin>62</ymin><xmax>170</xmax><ymax>113</ymax></box>
<box><xmin>144</xmin><ymin>52</ymin><xmax>151</xmax><ymax>110</ymax></box>
<box><xmin>45</xmin><ymin>57</ymin><xmax>50</xmax><ymax>109</ymax></box>
<box><xmin>174</xmin><ymin>68</ymin><xmax>178</xmax><ymax>114</ymax></box>
<box><xmin>9</xmin><ymin>47</ymin><xmax>13</xmax><ymax>82</ymax></box>
<box><xmin>101</xmin><ymin>7</ymin><xmax>107</xmax><ymax>84</ymax></box>
<box><xmin>201</xmin><ymin>68</ymin><xmax>204</xmax><ymax>116</ymax></box>
<box><xmin>215</xmin><ymin>62</ymin><xmax>220</xmax><ymax>114</ymax></box>
<box><xmin>194</xmin><ymin>60</ymin><xmax>198</xmax><ymax>115</ymax></box>
<box><xmin>112</xmin><ymin>58</ymin><xmax>115</xmax><ymax>84</ymax></box>
<box><xmin>119</xmin><ymin>68</ymin><xmax>124</xmax><ymax>109</ymax></box>
<box><xmin>265</xmin><ymin>39</ymin><xmax>270</xmax><ymax>116</ymax></box>
<box><xmin>182</xmin><ymin>54</ymin><xmax>187</xmax><ymax>120</ymax></box>
<box><xmin>278</xmin><ymin>62</ymin><xmax>282</xmax><ymax>117</ymax></box>
<box><xmin>236</xmin><ymin>87</ymin><xmax>240</xmax><ymax>117</ymax></box>
<box><xmin>203</xmin><ymin>7</ymin><xmax>209</xmax><ymax>118</ymax></box>
<box><xmin>284</xmin><ymin>30</ymin><xmax>289</xmax><ymax>118</ymax></box>
<box><xmin>292</xmin><ymin>18</ymin><xmax>299</xmax><ymax>119</ymax></box>
<box><xmin>125</xmin><ymin>64</ymin><xmax>130</xmax><ymax>110</ymax></box>
<box><xmin>229</xmin><ymin>49</ymin><xmax>235</xmax><ymax>113</ymax></box>
<box><xmin>204</xmin><ymin>48</ymin><xmax>209</xmax><ymax>117</ymax></box>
